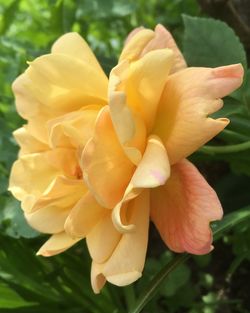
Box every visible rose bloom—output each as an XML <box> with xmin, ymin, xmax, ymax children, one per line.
<box><xmin>9</xmin><ymin>25</ymin><xmax>243</xmax><ymax>293</ymax></box>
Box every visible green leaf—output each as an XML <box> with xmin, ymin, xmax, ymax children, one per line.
<box><xmin>183</xmin><ymin>15</ymin><xmax>247</xmax><ymax>69</ymax></box>
<box><xmin>0</xmin><ymin>0</ymin><xmax>20</xmax><ymax>35</ymax></box>
<box><xmin>0</xmin><ymin>198</ymin><xmax>39</xmax><ymax>238</ymax></box>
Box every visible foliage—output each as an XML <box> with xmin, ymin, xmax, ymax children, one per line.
<box><xmin>0</xmin><ymin>0</ymin><xmax>250</xmax><ymax>312</ymax></box>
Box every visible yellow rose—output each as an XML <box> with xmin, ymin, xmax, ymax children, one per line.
<box><xmin>9</xmin><ymin>25</ymin><xmax>243</xmax><ymax>293</ymax></box>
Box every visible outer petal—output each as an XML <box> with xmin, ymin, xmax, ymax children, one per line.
<box><xmin>13</xmin><ymin>127</ymin><xmax>49</xmax><ymax>155</ymax></box>
<box><xmin>52</xmin><ymin>32</ymin><xmax>105</xmax><ymax>75</ymax></box>
<box><xmin>12</xmin><ymin>54</ymin><xmax>107</xmax><ymax>120</ymax></box>
<box><xmin>9</xmin><ymin>149</ymin><xmax>81</xmax><ymax>211</ymax></box>
<box><xmin>37</xmin><ymin>232</ymin><xmax>81</xmax><ymax>257</ymax></box>
<box><xmin>141</xmin><ymin>24</ymin><xmax>186</xmax><ymax>73</ymax></box>
<box><xmin>81</xmin><ymin>106</ymin><xmax>136</xmax><ymax>208</ymax></box>
<box><xmin>91</xmin><ymin>190</ymin><xmax>150</xmax><ymax>292</ymax></box>
<box><xmin>64</xmin><ymin>192</ymin><xmax>106</xmax><ymax>238</ymax></box>
<box><xmin>124</xmin><ymin>24</ymin><xmax>186</xmax><ymax>73</ymax></box>
<box><xmin>119</xmin><ymin>29</ymin><xmax>155</xmax><ymax>62</ymax></box>
<box><xmin>25</xmin><ymin>204</ymin><xmax>70</xmax><ymax>234</ymax></box>
<box><xmin>150</xmin><ymin>159</ymin><xmax>223</xmax><ymax>255</ymax></box>
<box><xmin>154</xmin><ymin>64</ymin><xmax>244</xmax><ymax>164</ymax></box>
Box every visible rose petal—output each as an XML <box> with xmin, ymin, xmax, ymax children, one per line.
<box><xmin>112</xmin><ymin>135</ymin><xmax>170</xmax><ymax>233</ymax></box>
<box><xmin>37</xmin><ymin>232</ymin><xmax>81</xmax><ymax>257</ymax></box>
<box><xmin>47</xmin><ymin>105</ymin><xmax>101</xmax><ymax>149</ymax></box>
<box><xmin>119</xmin><ymin>29</ymin><xmax>154</xmax><ymax>62</ymax></box>
<box><xmin>91</xmin><ymin>190</ymin><xmax>149</xmax><ymax>290</ymax></box>
<box><xmin>87</xmin><ymin>213</ymin><xmax>121</xmax><ymax>263</ymax></box>
<box><xmin>52</xmin><ymin>32</ymin><xmax>105</xmax><ymax>75</ymax></box>
<box><xmin>154</xmin><ymin>64</ymin><xmax>244</xmax><ymax>164</ymax></box>
<box><xmin>13</xmin><ymin>126</ymin><xmax>48</xmax><ymax>155</ymax></box>
<box><xmin>81</xmin><ymin>106</ymin><xmax>136</xmax><ymax>208</ymax></box>
<box><xmin>64</xmin><ymin>192</ymin><xmax>106</xmax><ymax>238</ymax></box>
<box><xmin>151</xmin><ymin>159</ymin><xmax>223</xmax><ymax>255</ymax></box>
<box><xmin>142</xmin><ymin>24</ymin><xmax>187</xmax><ymax>73</ymax></box>
<box><xmin>9</xmin><ymin>149</ymin><xmax>82</xmax><ymax>211</ymax></box>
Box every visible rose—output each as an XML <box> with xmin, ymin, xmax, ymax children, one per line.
<box><xmin>9</xmin><ymin>25</ymin><xmax>243</xmax><ymax>293</ymax></box>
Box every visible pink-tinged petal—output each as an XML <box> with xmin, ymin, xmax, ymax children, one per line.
<box><xmin>100</xmin><ymin>191</ymin><xmax>149</xmax><ymax>287</ymax></box>
<box><xmin>119</xmin><ymin>29</ymin><xmax>155</xmax><ymax>62</ymax></box>
<box><xmin>52</xmin><ymin>32</ymin><xmax>105</xmax><ymax>75</ymax></box>
<box><xmin>154</xmin><ymin>64</ymin><xmax>244</xmax><ymax>164</ymax></box>
<box><xmin>81</xmin><ymin>106</ymin><xmax>135</xmax><ymax>208</ymax></box>
<box><xmin>64</xmin><ymin>192</ymin><xmax>106</xmax><ymax>238</ymax></box>
<box><xmin>37</xmin><ymin>232</ymin><xmax>81</xmax><ymax>257</ymax></box>
<box><xmin>87</xmin><ymin>213</ymin><xmax>121</xmax><ymax>263</ymax></box>
<box><xmin>47</xmin><ymin>105</ymin><xmax>101</xmax><ymax>149</ymax></box>
<box><xmin>111</xmin><ymin>135</ymin><xmax>170</xmax><ymax>233</ymax></box>
<box><xmin>142</xmin><ymin>24</ymin><xmax>187</xmax><ymax>73</ymax></box>
<box><xmin>91</xmin><ymin>262</ymin><xmax>106</xmax><ymax>294</ymax></box>
<box><xmin>124</xmin><ymin>26</ymin><xmax>144</xmax><ymax>45</ymax></box>
<box><xmin>13</xmin><ymin>127</ymin><xmax>49</xmax><ymax>155</ymax></box>
<box><xmin>150</xmin><ymin>159</ymin><xmax>223</xmax><ymax>255</ymax></box>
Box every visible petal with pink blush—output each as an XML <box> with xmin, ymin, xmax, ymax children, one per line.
<box><xmin>150</xmin><ymin>159</ymin><xmax>223</xmax><ymax>255</ymax></box>
<box><xmin>141</xmin><ymin>24</ymin><xmax>187</xmax><ymax>73</ymax></box>
<box><xmin>37</xmin><ymin>232</ymin><xmax>81</xmax><ymax>257</ymax></box>
<box><xmin>64</xmin><ymin>192</ymin><xmax>106</xmax><ymax>238</ymax></box>
<box><xmin>81</xmin><ymin>106</ymin><xmax>135</xmax><ymax>208</ymax></box>
<box><xmin>119</xmin><ymin>29</ymin><xmax>154</xmax><ymax>62</ymax></box>
<box><xmin>154</xmin><ymin>64</ymin><xmax>244</xmax><ymax>164</ymax></box>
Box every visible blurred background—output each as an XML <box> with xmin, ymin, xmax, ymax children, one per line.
<box><xmin>0</xmin><ymin>0</ymin><xmax>250</xmax><ymax>312</ymax></box>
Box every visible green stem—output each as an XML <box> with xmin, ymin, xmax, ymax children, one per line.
<box><xmin>129</xmin><ymin>254</ymin><xmax>189</xmax><ymax>313</ymax></box>
<box><xmin>199</xmin><ymin>141</ymin><xmax>250</xmax><ymax>155</ymax></box>
<box><xmin>129</xmin><ymin>207</ymin><xmax>250</xmax><ymax>313</ymax></box>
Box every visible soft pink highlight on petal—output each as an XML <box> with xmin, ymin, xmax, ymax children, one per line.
<box><xmin>151</xmin><ymin>159</ymin><xmax>223</xmax><ymax>255</ymax></box>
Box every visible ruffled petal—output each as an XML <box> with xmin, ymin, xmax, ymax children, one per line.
<box><xmin>112</xmin><ymin>135</ymin><xmax>170</xmax><ymax>233</ymax></box>
<box><xmin>81</xmin><ymin>106</ymin><xmax>136</xmax><ymax>208</ymax></box>
<box><xmin>141</xmin><ymin>24</ymin><xmax>186</xmax><ymax>73</ymax></box>
<box><xmin>150</xmin><ymin>159</ymin><xmax>223</xmax><ymax>255</ymax></box>
<box><xmin>154</xmin><ymin>64</ymin><xmax>244</xmax><ymax>164</ymax></box>
<box><xmin>47</xmin><ymin>105</ymin><xmax>101</xmax><ymax>149</ymax></box>
<box><xmin>91</xmin><ymin>190</ymin><xmax>150</xmax><ymax>291</ymax></box>
<box><xmin>119</xmin><ymin>29</ymin><xmax>155</xmax><ymax>62</ymax></box>
<box><xmin>37</xmin><ymin>232</ymin><xmax>81</xmax><ymax>257</ymax></box>
<box><xmin>123</xmin><ymin>49</ymin><xmax>173</xmax><ymax>130</ymax></box>
<box><xmin>64</xmin><ymin>192</ymin><xmax>106</xmax><ymax>238</ymax></box>
<box><xmin>12</xmin><ymin>54</ymin><xmax>108</xmax><ymax>120</ymax></box>
<box><xmin>9</xmin><ymin>150</ymin><xmax>82</xmax><ymax>212</ymax></box>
